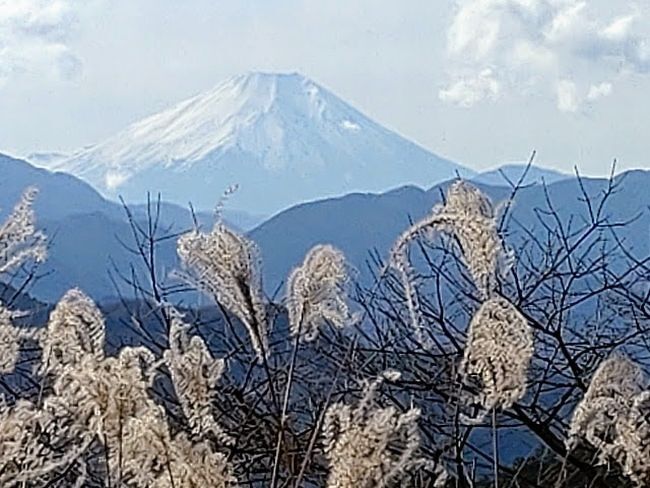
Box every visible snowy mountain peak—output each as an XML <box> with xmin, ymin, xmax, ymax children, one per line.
<box><xmin>225</xmin><ymin>71</ymin><xmax>333</xmax><ymax>117</ymax></box>
<box><xmin>54</xmin><ymin>72</ymin><xmax>370</xmax><ymax>178</ymax></box>
<box><xmin>41</xmin><ymin>72</ymin><xmax>471</xmax><ymax>213</ymax></box>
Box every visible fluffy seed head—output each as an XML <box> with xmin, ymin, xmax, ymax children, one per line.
<box><xmin>49</xmin><ymin>346</ymin><xmax>158</xmax><ymax>446</ymax></box>
<box><xmin>178</xmin><ymin>224</ymin><xmax>267</xmax><ymax>360</ymax></box>
<box><xmin>567</xmin><ymin>354</ymin><xmax>650</xmax><ymax>484</ymax></box>
<box><xmin>323</xmin><ymin>371</ymin><xmax>424</xmax><ymax>488</ymax></box>
<box><xmin>151</xmin><ymin>433</ymin><xmax>237</xmax><ymax>488</ymax></box>
<box><xmin>164</xmin><ymin>315</ymin><xmax>228</xmax><ymax>441</ymax></box>
<box><xmin>0</xmin><ymin>187</ymin><xmax>47</xmax><ymax>274</ymax></box>
<box><xmin>40</xmin><ymin>288</ymin><xmax>106</xmax><ymax>375</ymax></box>
<box><xmin>287</xmin><ymin>244</ymin><xmax>355</xmax><ymax>341</ymax></box>
<box><xmin>616</xmin><ymin>391</ymin><xmax>650</xmax><ymax>486</ymax></box>
<box><xmin>0</xmin><ymin>399</ymin><xmax>81</xmax><ymax>484</ymax></box>
<box><xmin>391</xmin><ymin>180</ymin><xmax>509</xmax><ymax>300</ymax></box>
<box><xmin>460</xmin><ymin>297</ymin><xmax>533</xmax><ymax>416</ymax></box>
<box><xmin>568</xmin><ymin>355</ymin><xmax>646</xmax><ymax>449</ymax></box>
<box><xmin>0</xmin><ymin>306</ymin><xmax>41</xmax><ymax>374</ymax></box>
<box><xmin>118</xmin><ymin>405</ymin><xmax>175</xmax><ymax>486</ymax></box>
<box><xmin>0</xmin><ymin>307</ymin><xmax>21</xmax><ymax>374</ymax></box>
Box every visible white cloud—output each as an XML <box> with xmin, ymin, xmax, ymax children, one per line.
<box><xmin>105</xmin><ymin>170</ymin><xmax>129</xmax><ymax>190</ymax></box>
<box><xmin>587</xmin><ymin>82</ymin><xmax>612</xmax><ymax>101</ymax></box>
<box><xmin>602</xmin><ymin>14</ymin><xmax>636</xmax><ymax>41</ymax></box>
<box><xmin>555</xmin><ymin>80</ymin><xmax>612</xmax><ymax>111</ymax></box>
<box><xmin>441</xmin><ymin>0</ymin><xmax>650</xmax><ymax>111</ymax></box>
<box><xmin>0</xmin><ymin>0</ymin><xmax>81</xmax><ymax>85</ymax></box>
<box><xmin>439</xmin><ymin>68</ymin><xmax>500</xmax><ymax>107</ymax></box>
<box><xmin>557</xmin><ymin>79</ymin><xmax>578</xmax><ymax>112</ymax></box>
<box><xmin>545</xmin><ymin>1</ymin><xmax>587</xmax><ymax>43</ymax></box>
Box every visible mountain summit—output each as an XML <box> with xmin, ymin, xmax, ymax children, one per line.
<box><xmin>44</xmin><ymin>72</ymin><xmax>471</xmax><ymax>213</ymax></box>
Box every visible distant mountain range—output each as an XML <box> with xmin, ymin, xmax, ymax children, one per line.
<box><xmin>0</xmin><ymin>154</ymin><xmax>263</xmax><ymax>302</ymax></box>
<box><xmin>250</xmin><ymin>170</ymin><xmax>649</xmax><ymax>292</ymax></box>
<box><xmin>471</xmin><ymin>163</ymin><xmax>570</xmax><ymax>186</ymax></box>
<box><xmin>1</xmin><ymin>153</ymin><xmax>268</xmax><ymax>228</ymax></box>
<box><xmin>28</xmin><ymin>72</ymin><xmax>472</xmax><ymax>214</ymax></box>
<box><xmin>1</xmin><ymin>153</ymin><xmax>647</xmax><ymax>305</ymax></box>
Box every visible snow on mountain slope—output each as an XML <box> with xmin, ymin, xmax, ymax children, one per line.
<box><xmin>46</xmin><ymin>72</ymin><xmax>472</xmax><ymax>214</ymax></box>
<box><xmin>27</xmin><ymin>151</ymin><xmax>71</xmax><ymax>167</ymax></box>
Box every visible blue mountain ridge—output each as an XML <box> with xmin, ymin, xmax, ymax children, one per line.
<box><xmin>2</xmin><ymin>153</ymin><xmax>648</xmax><ymax>306</ymax></box>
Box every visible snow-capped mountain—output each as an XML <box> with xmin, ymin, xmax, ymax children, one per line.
<box><xmin>42</xmin><ymin>72</ymin><xmax>471</xmax><ymax>214</ymax></box>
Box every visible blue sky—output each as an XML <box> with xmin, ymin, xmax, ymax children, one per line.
<box><xmin>1</xmin><ymin>0</ymin><xmax>649</xmax><ymax>175</ymax></box>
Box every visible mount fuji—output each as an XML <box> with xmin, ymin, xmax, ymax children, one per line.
<box><xmin>39</xmin><ymin>72</ymin><xmax>472</xmax><ymax>214</ymax></box>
